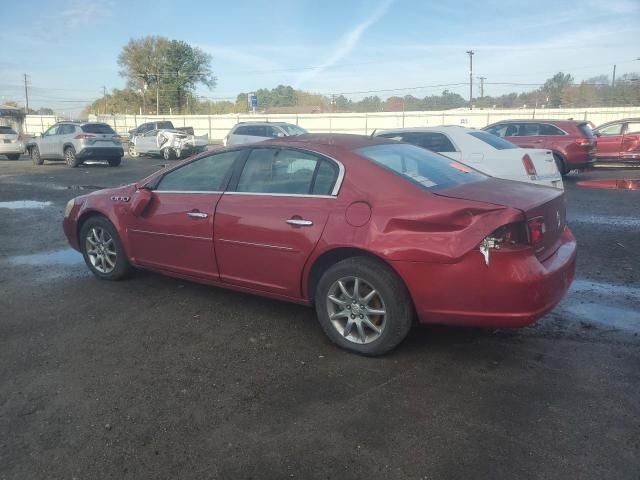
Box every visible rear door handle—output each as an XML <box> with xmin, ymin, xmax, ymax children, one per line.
<box><xmin>286</xmin><ymin>218</ymin><xmax>313</xmax><ymax>226</ymax></box>
<box><xmin>187</xmin><ymin>211</ymin><xmax>208</xmax><ymax>218</ymax></box>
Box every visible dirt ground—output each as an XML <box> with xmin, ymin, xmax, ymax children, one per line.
<box><xmin>1</xmin><ymin>154</ymin><xmax>639</xmax><ymax>479</ymax></box>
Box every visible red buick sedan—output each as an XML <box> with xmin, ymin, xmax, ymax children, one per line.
<box><xmin>63</xmin><ymin>134</ymin><xmax>576</xmax><ymax>355</ymax></box>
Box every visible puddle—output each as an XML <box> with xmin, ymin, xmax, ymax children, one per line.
<box><xmin>563</xmin><ymin>302</ymin><xmax>640</xmax><ymax>332</ymax></box>
<box><xmin>569</xmin><ymin>214</ymin><xmax>640</xmax><ymax>228</ymax></box>
<box><xmin>577</xmin><ymin>179</ymin><xmax>640</xmax><ymax>190</ymax></box>
<box><xmin>0</xmin><ymin>200</ymin><xmax>52</xmax><ymax>209</ymax></box>
<box><xmin>570</xmin><ymin>279</ymin><xmax>640</xmax><ymax>298</ymax></box>
<box><xmin>9</xmin><ymin>249</ymin><xmax>83</xmax><ymax>266</ymax></box>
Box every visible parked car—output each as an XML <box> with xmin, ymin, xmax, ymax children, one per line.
<box><xmin>63</xmin><ymin>134</ymin><xmax>576</xmax><ymax>355</ymax></box>
<box><xmin>28</xmin><ymin>122</ymin><xmax>123</xmax><ymax>167</ymax></box>
<box><xmin>0</xmin><ymin>125</ymin><xmax>25</xmax><ymax>160</ymax></box>
<box><xmin>374</xmin><ymin>126</ymin><xmax>563</xmax><ymax>189</ymax></box>
<box><xmin>482</xmin><ymin>120</ymin><xmax>596</xmax><ymax>175</ymax></box>
<box><xmin>224</xmin><ymin>122</ymin><xmax>307</xmax><ymax>146</ymax></box>
<box><xmin>129</xmin><ymin>129</ymin><xmax>208</xmax><ymax>160</ymax></box>
<box><xmin>593</xmin><ymin>118</ymin><xmax>640</xmax><ymax>164</ymax></box>
<box><xmin>127</xmin><ymin>121</ymin><xmax>195</xmax><ymax>156</ymax></box>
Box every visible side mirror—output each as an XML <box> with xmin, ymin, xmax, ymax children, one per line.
<box><xmin>130</xmin><ymin>188</ymin><xmax>153</xmax><ymax>217</ymax></box>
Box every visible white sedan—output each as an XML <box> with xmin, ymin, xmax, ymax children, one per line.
<box><xmin>374</xmin><ymin>126</ymin><xmax>563</xmax><ymax>189</ymax></box>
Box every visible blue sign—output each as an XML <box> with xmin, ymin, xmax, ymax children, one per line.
<box><xmin>248</xmin><ymin>93</ymin><xmax>258</xmax><ymax>108</ymax></box>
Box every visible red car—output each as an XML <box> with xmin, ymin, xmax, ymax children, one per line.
<box><xmin>593</xmin><ymin>118</ymin><xmax>640</xmax><ymax>164</ymax></box>
<box><xmin>483</xmin><ymin>120</ymin><xmax>596</xmax><ymax>175</ymax></box>
<box><xmin>63</xmin><ymin>134</ymin><xmax>576</xmax><ymax>355</ymax></box>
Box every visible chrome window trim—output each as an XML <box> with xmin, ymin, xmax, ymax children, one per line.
<box><xmin>509</xmin><ymin>122</ymin><xmax>569</xmax><ymax>137</ymax></box>
<box><xmin>224</xmin><ymin>192</ymin><xmax>336</xmax><ymax>199</ymax></box>
<box><xmin>154</xmin><ymin>190</ymin><xmax>224</xmax><ymax>194</ymax></box>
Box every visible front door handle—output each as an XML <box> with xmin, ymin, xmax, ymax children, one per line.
<box><xmin>187</xmin><ymin>211</ymin><xmax>208</xmax><ymax>219</ymax></box>
<box><xmin>286</xmin><ymin>218</ymin><xmax>313</xmax><ymax>226</ymax></box>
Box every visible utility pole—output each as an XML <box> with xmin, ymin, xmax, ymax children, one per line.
<box><xmin>466</xmin><ymin>50</ymin><xmax>475</xmax><ymax>109</ymax></box>
<box><xmin>23</xmin><ymin>74</ymin><xmax>30</xmax><ymax>114</ymax></box>
<box><xmin>612</xmin><ymin>64</ymin><xmax>616</xmax><ymax>87</ymax></box>
<box><xmin>102</xmin><ymin>86</ymin><xmax>107</xmax><ymax>115</ymax></box>
<box><xmin>477</xmin><ymin>76</ymin><xmax>486</xmax><ymax>98</ymax></box>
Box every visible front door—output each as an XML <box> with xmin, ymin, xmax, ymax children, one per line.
<box><xmin>214</xmin><ymin>147</ymin><xmax>340</xmax><ymax>298</ymax></box>
<box><xmin>127</xmin><ymin>150</ymin><xmax>239</xmax><ymax>279</ymax></box>
<box><xmin>39</xmin><ymin>125</ymin><xmax>61</xmax><ymax>158</ymax></box>
<box><xmin>621</xmin><ymin>121</ymin><xmax>640</xmax><ymax>161</ymax></box>
<box><xmin>595</xmin><ymin>122</ymin><xmax>624</xmax><ymax>159</ymax></box>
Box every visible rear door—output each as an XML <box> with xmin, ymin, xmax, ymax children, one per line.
<box><xmin>214</xmin><ymin>147</ymin><xmax>340</xmax><ymax>297</ymax></box>
<box><xmin>127</xmin><ymin>149</ymin><xmax>240</xmax><ymax>279</ymax></box>
<box><xmin>621</xmin><ymin>121</ymin><xmax>640</xmax><ymax>161</ymax></box>
<box><xmin>595</xmin><ymin>122</ymin><xmax>624</xmax><ymax>159</ymax></box>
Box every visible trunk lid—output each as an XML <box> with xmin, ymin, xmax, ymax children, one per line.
<box><xmin>435</xmin><ymin>178</ymin><xmax>566</xmax><ymax>259</ymax></box>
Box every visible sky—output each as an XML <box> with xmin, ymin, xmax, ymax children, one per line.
<box><xmin>1</xmin><ymin>0</ymin><xmax>639</xmax><ymax>114</ymax></box>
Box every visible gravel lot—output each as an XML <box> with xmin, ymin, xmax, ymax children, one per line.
<box><xmin>1</xmin><ymin>154</ymin><xmax>639</xmax><ymax>480</ymax></box>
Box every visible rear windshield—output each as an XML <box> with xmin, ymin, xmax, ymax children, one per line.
<box><xmin>81</xmin><ymin>124</ymin><xmax>116</xmax><ymax>134</ymax></box>
<box><xmin>356</xmin><ymin>143</ymin><xmax>486</xmax><ymax>191</ymax></box>
<box><xmin>157</xmin><ymin>121</ymin><xmax>173</xmax><ymax>129</ymax></box>
<box><xmin>279</xmin><ymin>124</ymin><xmax>307</xmax><ymax>136</ymax></box>
<box><xmin>467</xmin><ymin>131</ymin><xmax>518</xmax><ymax>150</ymax></box>
<box><xmin>0</xmin><ymin>126</ymin><xmax>17</xmax><ymax>134</ymax></box>
<box><xmin>577</xmin><ymin>123</ymin><xmax>595</xmax><ymax>138</ymax></box>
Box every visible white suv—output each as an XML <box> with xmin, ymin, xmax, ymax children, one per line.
<box><xmin>224</xmin><ymin>122</ymin><xmax>307</xmax><ymax>146</ymax></box>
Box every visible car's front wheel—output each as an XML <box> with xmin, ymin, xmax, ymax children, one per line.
<box><xmin>315</xmin><ymin>257</ymin><xmax>414</xmax><ymax>356</ymax></box>
<box><xmin>80</xmin><ymin>216</ymin><xmax>131</xmax><ymax>280</ymax></box>
<box><xmin>31</xmin><ymin>146</ymin><xmax>43</xmax><ymax>165</ymax></box>
<box><xmin>65</xmin><ymin>146</ymin><xmax>81</xmax><ymax>168</ymax></box>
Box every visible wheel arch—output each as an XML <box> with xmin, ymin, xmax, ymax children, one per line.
<box><xmin>305</xmin><ymin>246</ymin><xmax>408</xmax><ymax>306</ymax></box>
<box><xmin>63</xmin><ymin>142</ymin><xmax>75</xmax><ymax>152</ymax></box>
<box><xmin>551</xmin><ymin>150</ymin><xmax>568</xmax><ymax>174</ymax></box>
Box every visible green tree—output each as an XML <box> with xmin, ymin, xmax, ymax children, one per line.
<box><xmin>543</xmin><ymin>72</ymin><xmax>574</xmax><ymax>107</ymax></box>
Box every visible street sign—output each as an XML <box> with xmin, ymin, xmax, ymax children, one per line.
<box><xmin>248</xmin><ymin>93</ymin><xmax>257</xmax><ymax>108</ymax></box>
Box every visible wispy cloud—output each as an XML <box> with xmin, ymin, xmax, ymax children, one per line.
<box><xmin>53</xmin><ymin>0</ymin><xmax>115</xmax><ymax>29</ymax></box>
<box><xmin>295</xmin><ymin>0</ymin><xmax>394</xmax><ymax>87</ymax></box>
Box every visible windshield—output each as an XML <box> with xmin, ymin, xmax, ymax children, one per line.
<box><xmin>82</xmin><ymin>124</ymin><xmax>116</xmax><ymax>134</ymax></box>
<box><xmin>356</xmin><ymin>143</ymin><xmax>486</xmax><ymax>191</ymax></box>
<box><xmin>280</xmin><ymin>124</ymin><xmax>307</xmax><ymax>135</ymax></box>
<box><xmin>467</xmin><ymin>131</ymin><xmax>518</xmax><ymax>149</ymax></box>
<box><xmin>0</xmin><ymin>126</ymin><xmax>17</xmax><ymax>134</ymax></box>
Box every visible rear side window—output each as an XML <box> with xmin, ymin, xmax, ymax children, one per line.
<box><xmin>356</xmin><ymin>143</ymin><xmax>486</xmax><ymax>191</ymax></box>
<box><xmin>156</xmin><ymin>150</ymin><xmax>238</xmax><ymax>191</ymax></box>
<box><xmin>0</xmin><ymin>126</ymin><xmax>17</xmax><ymax>134</ymax></box>
<box><xmin>82</xmin><ymin>124</ymin><xmax>115</xmax><ymax>134</ymax></box>
<box><xmin>577</xmin><ymin>123</ymin><xmax>595</xmax><ymax>138</ymax></box>
<box><xmin>236</xmin><ymin>148</ymin><xmax>335</xmax><ymax>195</ymax></box>
<box><xmin>157</xmin><ymin>121</ymin><xmax>173</xmax><ymax>129</ymax></box>
<box><xmin>379</xmin><ymin>132</ymin><xmax>457</xmax><ymax>153</ymax></box>
<box><xmin>234</xmin><ymin>125</ymin><xmax>267</xmax><ymax>137</ymax></box>
<box><xmin>467</xmin><ymin>131</ymin><xmax>518</xmax><ymax>150</ymax></box>
<box><xmin>539</xmin><ymin>124</ymin><xmax>565</xmax><ymax>136</ymax></box>
<box><xmin>519</xmin><ymin>124</ymin><xmax>539</xmax><ymax>136</ymax></box>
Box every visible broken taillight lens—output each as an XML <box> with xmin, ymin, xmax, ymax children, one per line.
<box><xmin>522</xmin><ymin>154</ymin><xmax>537</xmax><ymax>176</ymax></box>
<box><xmin>527</xmin><ymin>217</ymin><xmax>546</xmax><ymax>247</ymax></box>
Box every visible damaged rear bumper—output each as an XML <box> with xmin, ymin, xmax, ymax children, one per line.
<box><xmin>391</xmin><ymin>226</ymin><xmax>577</xmax><ymax>328</ymax></box>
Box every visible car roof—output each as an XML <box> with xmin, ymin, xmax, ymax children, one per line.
<box><xmin>234</xmin><ymin>121</ymin><xmax>294</xmax><ymax>126</ymax></box>
<box><xmin>489</xmin><ymin>119</ymin><xmax>588</xmax><ymax>126</ymax></box>
<box><xmin>377</xmin><ymin>126</ymin><xmax>474</xmax><ymax>134</ymax></box>
<box><xmin>597</xmin><ymin>117</ymin><xmax>640</xmax><ymax>127</ymax></box>
<box><xmin>254</xmin><ymin>133</ymin><xmax>397</xmax><ymax>151</ymax></box>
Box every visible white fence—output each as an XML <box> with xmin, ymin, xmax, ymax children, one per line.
<box><xmin>21</xmin><ymin>107</ymin><xmax>640</xmax><ymax>140</ymax></box>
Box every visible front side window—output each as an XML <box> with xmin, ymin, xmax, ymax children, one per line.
<box><xmin>356</xmin><ymin>143</ymin><xmax>486</xmax><ymax>191</ymax></box>
<box><xmin>236</xmin><ymin>148</ymin><xmax>336</xmax><ymax>195</ymax></box>
<box><xmin>43</xmin><ymin>125</ymin><xmax>60</xmax><ymax>136</ymax></box>
<box><xmin>264</xmin><ymin>126</ymin><xmax>284</xmax><ymax>138</ymax></box>
<box><xmin>59</xmin><ymin>124</ymin><xmax>76</xmax><ymax>135</ymax></box>
<box><xmin>598</xmin><ymin>123</ymin><xmax>623</xmax><ymax>136</ymax></box>
<box><xmin>379</xmin><ymin>132</ymin><xmax>457</xmax><ymax>153</ymax></box>
<box><xmin>503</xmin><ymin>124</ymin><xmax>520</xmax><ymax>137</ymax></box>
<box><xmin>156</xmin><ymin>150</ymin><xmax>238</xmax><ymax>192</ymax></box>
<box><xmin>143</xmin><ymin>129</ymin><xmax>158</xmax><ymax>137</ymax></box>
<box><xmin>467</xmin><ymin>131</ymin><xmax>518</xmax><ymax>150</ymax></box>
<box><xmin>279</xmin><ymin>124</ymin><xmax>307</xmax><ymax>136</ymax></box>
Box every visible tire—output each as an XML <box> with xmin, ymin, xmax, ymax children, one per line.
<box><xmin>64</xmin><ymin>146</ymin><xmax>81</xmax><ymax>168</ymax></box>
<box><xmin>7</xmin><ymin>153</ymin><xmax>20</xmax><ymax>161</ymax></box>
<box><xmin>79</xmin><ymin>216</ymin><xmax>131</xmax><ymax>280</ymax></box>
<box><xmin>553</xmin><ymin>153</ymin><xmax>568</xmax><ymax>176</ymax></box>
<box><xmin>108</xmin><ymin>156</ymin><xmax>122</xmax><ymax>167</ymax></box>
<box><xmin>31</xmin><ymin>146</ymin><xmax>43</xmax><ymax>165</ymax></box>
<box><xmin>162</xmin><ymin>148</ymin><xmax>175</xmax><ymax>161</ymax></box>
<box><xmin>314</xmin><ymin>256</ymin><xmax>414</xmax><ymax>356</ymax></box>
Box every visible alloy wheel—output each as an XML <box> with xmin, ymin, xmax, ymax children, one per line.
<box><xmin>85</xmin><ymin>226</ymin><xmax>117</xmax><ymax>274</ymax></box>
<box><xmin>326</xmin><ymin>276</ymin><xmax>387</xmax><ymax>344</ymax></box>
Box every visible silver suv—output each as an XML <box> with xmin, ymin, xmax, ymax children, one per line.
<box><xmin>224</xmin><ymin>122</ymin><xmax>307</xmax><ymax>146</ymax></box>
<box><xmin>29</xmin><ymin>122</ymin><xmax>124</xmax><ymax>167</ymax></box>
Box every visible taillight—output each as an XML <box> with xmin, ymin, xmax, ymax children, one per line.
<box><xmin>478</xmin><ymin>222</ymin><xmax>526</xmax><ymax>265</ymax></box>
<box><xmin>75</xmin><ymin>134</ymin><xmax>96</xmax><ymax>139</ymax></box>
<box><xmin>575</xmin><ymin>137</ymin><xmax>593</xmax><ymax>147</ymax></box>
<box><xmin>522</xmin><ymin>154</ymin><xmax>537</xmax><ymax>176</ymax></box>
<box><xmin>527</xmin><ymin>217</ymin><xmax>546</xmax><ymax>247</ymax></box>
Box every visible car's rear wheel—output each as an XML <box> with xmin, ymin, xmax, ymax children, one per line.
<box><xmin>64</xmin><ymin>146</ymin><xmax>81</xmax><ymax>168</ymax></box>
<box><xmin>80</xmin><ymin>216</ymin><xmax>131</xmax><ymax>280</ymax></box>
<box><xmin>162</xmin><ymin>148</ymin><xmax>175</xmax><ymax>161</ymax></box>
<box><xmin>108</xmin><ymin>156</ymin><xmax>122</xmax><ymax>167</ymax></box>
<box><xmin>7</xmin><ymin>154</ymin><xmax>20</xmax><ymax>161</ymax></box>
<box><xmin>553</xmin><ymin>153</ymin><xmax>568</xmax><ymax>176</ymax></box>
<box><xmin>315</xmin><ymin>257</ymin><xmax>414</xmax><ymax>356</ymax></box>
<box><xmin>31</xmin><ymin>146</ymin><xmax>43</xmax><ymax>165</ymax></box>
<box><xmin>128</xmin><ymin>142</ymin><xmax>139</xmax><ymax>158</ymax></box>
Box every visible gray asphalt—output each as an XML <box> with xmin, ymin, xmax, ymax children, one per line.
<box><xmin>1</xmin><ymin>154</ymin><xmax>639</xmax><ymax>480</ymax></box>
